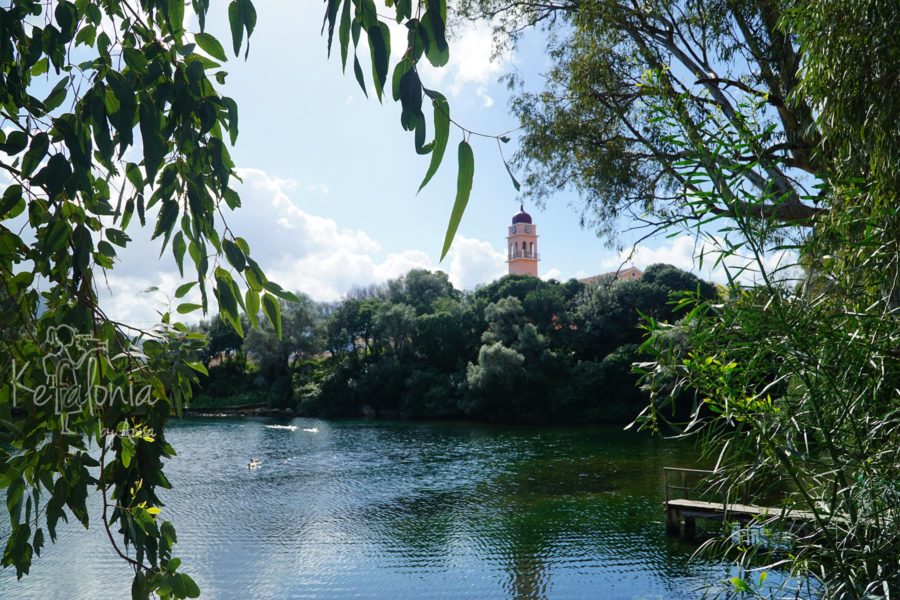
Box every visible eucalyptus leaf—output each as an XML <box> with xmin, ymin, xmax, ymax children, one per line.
<box><xmin>194</xmin><ymin>33</ymin><xmax>227</xmax><ymax>62</ymax></box>
<box><xmin>440</xmin><ymin>140</ymin><xmax>474</xmax><ymax>260</ymax></box>
<box><xmin>262</xmin><ymin>293</ymin><xmax>282</xmax><ymax>339</ymax></box>
<box><xmin>418</xmin><ymin>91</ymin><xmax>449</xmax><ymax>192</ymax></box>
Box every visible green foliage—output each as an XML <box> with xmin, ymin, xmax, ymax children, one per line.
<box><xmin>400</xmin><ymin>367</ymin><xmax>458</xmax><ymax>418</ymax></box>
<box><xmin>639</xmin><ymin>208</ymin><xmax>900</xmax><ymax>595</ymax></box>
<box><xmin>242</xmin><ymin>294</ymin><xmax>325</xmax><ymax>406</ymax></box>
<box><xmin>388</xmin><ymin>268</ymin><xmax>458</xmax><ymax>315</ymax></box>
<box><xmin>785</xmin><ymin>0</ymin><xmax>899</xmax><ymax>190</ymax></box>
<box><xmin>321</xmin><ymin>0</ymin><xmax>896</xmax><ymax>592</ymax></box>
<box><xmin>463</xmin><ymin>342</ymin><xmax>526</xmax><ymax>416</ymax></box>
<box><xmin>199</xmin><ymin>314</ymin><xmax>246</xmax><ymax>368</ymax></box>
<box><xmin>455</xmin><ymin>0</ymin><xmax>825</xmax><ymax>241</ymax></box>
<box><xmin>0</xmin><ymin>0</ymin><xmax>277</xmax><ymax>596</ymax></box>
<box><xmin>372</xmin><ymin>303</ymin><xmax>417</xmax><ymax>355</ymax></box>
<box><xmin>475</xmin><ymin>273</ymin><xmax>586</xmax><ymax>305</ymax></box>
<box><xmin>440</xmin><ymin>140</ymin><xmax>474</xmax><ymax>260</ymax></box>
<box><xmin>191</xmin><ymin>295</ymin><xmax>327</xmax><ymax>410</ymax></box>
<box><xmin>549</xmin><ymin>345</ymin><xmax>645</xmax><ymax>423</ymax></box>
<box><xmin>568</xmin><ymin>266</ymin><xmax>713</xmax><ymax>363</ymax></box>
<box><xmin>195</xmin><ymin>267</ymin><xmax>714</xmax><ymax>424</ymax></box>
<box><xmin>323</xmin><ymin>0</ymin><xmax>514</xmax><ymax>260</ymax></box>
<box><xmin>630</xmin><ymin>3</ymin><xmax>900</xmax><ymax>595</ymax></box>
<box><xmin>481</xmin><ymin>296</ymin><xmax>526</xmax><ymax>346</ymax></box>
<box><xmin>641</xmin><ymin>264</ymin><xmax>716</xmax><ymax>303</ymax></box>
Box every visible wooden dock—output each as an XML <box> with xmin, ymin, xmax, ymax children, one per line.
<box><xmin>663</xmin><ymin>467</ymin><xmax>816</xmax><ymax>538</ymax></box>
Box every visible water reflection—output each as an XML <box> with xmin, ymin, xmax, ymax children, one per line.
<box><xmin>1</xmin><ymin>418</ymin><xmax>729</xmax><ymax>599</ymax></box>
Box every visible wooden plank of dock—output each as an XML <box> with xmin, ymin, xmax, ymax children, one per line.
<box><xmin>662</xmin><ymin>467</ymin><xmax>818</xmax><ymax>538</ymax></box>
<box><xmin>667</xmin><ymin>498</ymin><xmax>817</xmax><ymax>523</ymax></box>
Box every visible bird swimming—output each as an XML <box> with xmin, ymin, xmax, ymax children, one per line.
<box><xmin>265</xmin><ymin>424</ymin><xmax>298</xmax><ymax>431</ymax></box>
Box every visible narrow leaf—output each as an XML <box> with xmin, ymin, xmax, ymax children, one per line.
<box><xmin>245</xmin><ymin>289</ymin><xmax>259</xmax><ymax>328</ymax></box>
<box><xmin>223</xmin><ymin>239</ymin><xmax>246</xmax><ymax>272</ymax></box>
<box><xmin>173</xmin><ymin>232</ymin><xmax>187</xmax><ymax>276</ymax></box>
<box><xmin>175</xmin><ymin>281</ymin><xmax>196</xmax><ymax>298</ymax></box>
<box><xmin>353</xmin><ymin>55</ymin><xmax>368</xmax><ymax>97</ymax></box>
<box><xmin>139</xmin><ymin>93</ymin><xmax>164</xmax><ymax>181</ymax></box>
<box><xmin>339</xmin><ymin>0</ymin><xmax>351</xmax><ymax>70</ymax></box>
<box><xmin>176</xmin><ymin>303</ymin><xmax>202</xmax><ymax>314</ymax></box>
<box><xmin>21</xmin><ymin>133</ymin><xmax>49</xmax><ymax>178</ymax></box>
<box><xmin>503</xmin><ymin>159</ymin><xmax>521</xmax><ymax>191</ymax></box>
<box><xmin>262</xmin><ymin>293</ymin><xmax>282</xmax><ymax>339</ymax></box>
<box><xmin>228</xmin><ymin>1</ymin><xmax>243</xmax><ymax>57</ymax></box>
<box><xmin>194</xmin><ymin>33</ymin><xmax>227</xmax><ymax>62</ymax></box>
<box><xmin>440</xmin><ymin>140</ymin><xmax>474</xmax><ymax>260</ymax></box>
<box><xmin>367</xmin><ymin>22</ymin><xmax>390</xmax><ymax>101</ymax></box>
<box><xmin>418</xmin><ymin>91</ymin><xmax>449</xmax><ymax>192</ymax></box>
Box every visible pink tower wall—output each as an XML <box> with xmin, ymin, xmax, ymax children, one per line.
<box><xmin>507</xmin><ymin>224</ymin><xmax>538</xmax><ymax>277</ymax></box>
<box><xmin>509</xmin><ymin>259</ymin><xmax>538</xmax><ymax>276</ymax></box>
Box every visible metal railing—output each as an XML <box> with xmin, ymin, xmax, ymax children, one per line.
<box><xmin>663</xmin><ymin>467</ymin><xmax>714</xmax><ymax>505</ymax></box>
<box><xmin>664</xmin><ymin>467</ymin><xmax>754</xmax><ymax>506</ymax></box>
<box><xmin>508</xmin><ymin>250</ymin><xmax>540</xmax><ymax>260</ymax></box>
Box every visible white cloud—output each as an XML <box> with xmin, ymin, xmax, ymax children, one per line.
<box><xmin>234</xmin><ymin>169</ymin><xmax>508</xmax><ymax>297</ymax></box>
<box><xmin>476</xmin><ymin>87</ymin><xmax>495</xmax><ymax>107</ymax></box>
<box><xmin>601</xmin><ymin>236</ymin><xmax>699</xmax><ymax>273</ymax></box>
<box><xmin>97</xmin><ymin>168</ymin><xmax>508</xmax><ymax>324</ymax></box>
<box><xmin>447</xmin><ymin>24</ymin><xmax>507</xmax><ymax>88</ymax></box>
<box><xmin>267</xmin><ymin>248</ymin><xmax>433</xmax><ymax>302</ymax></box>
<box><xmin>419</xmin><ymin>22</ymin><xmax>510</xmax><ymax>104</ymax></box>
<box><xmin>600</xmin><ymin>235</ymin><xmax>799</xmax><ymax>286</ymax></box>
<box><xmin>304</xmin><ymin>183</ymin><xmax>330</xmax><ymax>195</ymax></box>
<box><xmin>443</xmin><ymin>235</ymin><xmax>507</xmax><ymax>290</ymax></box>
<box><xmin>97</xmin><ymin>273</ymin><xmax>184</xmax><ymax>327</ymax></box>
<box><xmin>542</xmin><ymin>267</ymin><xmax>562</xmax><ymax>281</ymax></box>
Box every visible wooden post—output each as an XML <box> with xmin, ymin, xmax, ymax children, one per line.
<box><xmin>666</xmin><ymin>507</ymin><xmax>681</xmax><ymax>536</ymax></box>
<box><xmin>663</xmin><ymin>468</ymin><xmax>669</xmax><ymax>506</ymax></box>
<box><xmin>683</xmin><ymin>516</ymin><xmax>696</xmax><ymax>540</ymax></box>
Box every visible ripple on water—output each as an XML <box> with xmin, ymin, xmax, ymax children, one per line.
<box><xmin>1</xmin><ymin>419</ymin><xmax>739</xmax><ymax>599</ymax></box>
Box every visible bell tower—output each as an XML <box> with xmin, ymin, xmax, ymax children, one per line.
<box><xmin>507</xmin><ymin>204</ymin><xmax>539</xmax><ymax>276</ymax></box>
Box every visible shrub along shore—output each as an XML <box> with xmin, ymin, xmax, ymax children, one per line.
<box><xmin>192</xmin><ymin>264</ymin><xmax>716</xmax><ymax>425</ymax></box>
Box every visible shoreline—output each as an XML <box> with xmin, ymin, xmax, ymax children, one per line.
<box><xmin>184</xmin><ymin>404</ymin><xmax>296</xmax><ymax>418</ymax></box>
<box><xmin>178</xmin><ymin>407</ymin><xmax>647</xmax><ymax>432</ymax></box>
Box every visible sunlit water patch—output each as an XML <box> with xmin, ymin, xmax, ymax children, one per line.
<box><xmin>1</xmin><ymin>419</ymin><xmax>768</xmax><ymax>599</ymax></box>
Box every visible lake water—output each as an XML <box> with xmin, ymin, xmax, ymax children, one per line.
<box><xmin>1</xmin><ymin>418</ymin><xmax>733</xmax><ymax>599</ymax></box>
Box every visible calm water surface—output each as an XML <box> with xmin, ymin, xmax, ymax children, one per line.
<box><xmin>1</xmin><ymin>418</ymin><xmax>731</xmax><ymax>599</ymax></box>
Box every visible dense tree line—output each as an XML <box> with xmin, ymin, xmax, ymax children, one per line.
<box><xmin>3</xmin><ymin>0</ymin><xmax>891</xmax><ymax>593</ymax></box>
<box><xmin>194</xmin><ymin>264</ymin><xmax>716</xmax><ymax>424</ymax></box>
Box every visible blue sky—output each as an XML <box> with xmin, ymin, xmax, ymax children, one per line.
<box><xmin>92</xmin><ymin>2</ymin><xmax>640</xmax><ymax>323</ymax></box>
<box><xmin>209</xmin><ymin>3</ymin><xmax>615</xmax><ymax>277</ymax></box>
<box><xmin>6</xmin><ymin>2</ymin><xmax>789</xmax><ymax>325</ymax></box>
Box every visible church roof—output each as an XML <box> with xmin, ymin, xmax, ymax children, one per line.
<box><xmin>512</xmin><ymin>204</ymin><xmax>532</xmax><ymax>224</ymax></box>
<box><xmin>579</xmin><ymin>267</ymin><xmax>643</xmax><ymax>286</ymax></box>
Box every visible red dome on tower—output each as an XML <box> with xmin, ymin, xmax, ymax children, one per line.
<box><xmin>512</xmin><ymin>204</ymin><xmax>532</xmax><ymax>224</ymax></box>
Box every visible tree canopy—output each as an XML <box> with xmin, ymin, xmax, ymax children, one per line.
<box><xmin>0</xmin><ymin>0</ymin><xmax>296</xmax><ymax>596</ymax></box>
<box><xmin>426</xmin><ymin>0</ymin><xmax>897</xmax><ymax>594</ymax></box>
<box><xmin>453</xmin><ymin>0</ymin><xmax>850</xmax><ymax>240</ymax></box>
<box><xmin>0</xmin><ymin>0</ymin><xmax>469</xmax><ymax>594</ymax></box>
<box><xmin>192</xmin><ymin>267</ymin><xmax>716</xmax><ymax>426</ymax></box>
<box><xmin>2</xmin><ymin>0</ymin><xmax>897</xmax><ymax>596</ymax></box>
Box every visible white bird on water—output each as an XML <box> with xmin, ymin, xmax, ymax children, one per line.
<box><xmin>248</xmin><ymin>458</ymin><xmax>261</xmax><ymax>469</ymax></box>
<box><xmin>265</xmin><ymin>424</ymin><xmax>298</xmax><ymax>431</ymax></box>
<box><xmin>263</xmin><ymin>424</ymin><xmax>318</xmax><ymax>433</ymax></box>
